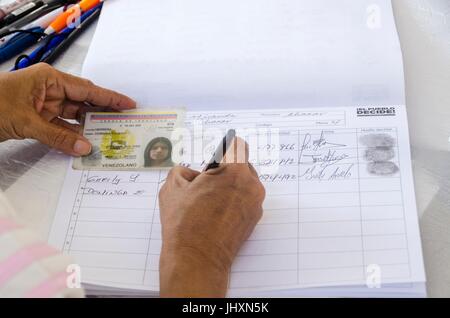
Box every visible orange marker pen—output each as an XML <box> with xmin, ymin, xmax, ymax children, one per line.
<box><xmin>44</xmin><ymin>0</ymin><xmax>103</xmax><ymax>35</ymax></box>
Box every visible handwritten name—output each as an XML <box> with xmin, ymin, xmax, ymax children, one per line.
<box><xmin>81</xmin><ymin>187</ymin><xmax>145</xmax><ymax>196</ymax></box>
<box><xmin>299</xmin><ymin>164</ymin><xmax>354</xmax><ymax>181</ymax></box>
<box><xmin>86</xmin><ymin>174</ymin><xmax>140</xmax><ymax>185</ymax></box>
<box><xmin>300</xmin><ymin>131</ymin><xmax>347</xmax><ymax>152</ymax></box>
<box><xmin>304</xmin><ymin>149</ymin><xmax>349</xmax><ymax>168</ymax></box>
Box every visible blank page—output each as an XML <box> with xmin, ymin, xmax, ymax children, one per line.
<box><xmin>82</xmin><ymin>0</ymin><xmax>405</xmax><ymax>110</ymax></box>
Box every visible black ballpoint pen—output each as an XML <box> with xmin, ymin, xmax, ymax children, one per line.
<box><xmin>204</xmin><ymin>129</ymin><xmax>236</xmax><ymax>171</ymax></box>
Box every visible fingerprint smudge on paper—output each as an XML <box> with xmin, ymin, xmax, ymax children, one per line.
<box><xmin>367</xmin><ymin>161</ymin><xmax>399</xmax><ymax>175</ymax></box>
<box><xmin>360</xmin><ymin>134</ymin><xmax>396</xmax><ymax>148</ymax></box>
<box><xmin>359</xmin><ymin>133</ymin><xmax>399</xmax><ymax>176</ymax></box>
<box><xmin>364</xmin><ymin>147</ymin><xmax>395</xmax><ymax>162</ymax></box>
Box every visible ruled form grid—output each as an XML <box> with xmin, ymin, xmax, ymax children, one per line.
<box><xmin>58</xmin><ymin>110</ymin><xmax>413</xmax><ymax>290</ymax></box>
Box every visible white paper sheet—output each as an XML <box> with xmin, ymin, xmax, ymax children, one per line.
<box><xmin>82</xmin><ymin>0</ymin><xmax>405</xmax><ymax>110</ymax></box>
<box><xmin>48</xmin><ymin>106</ymin><xmax>426</xmax><ymax>295</ymax></box>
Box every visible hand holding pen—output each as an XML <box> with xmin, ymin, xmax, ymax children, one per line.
<box><xmin>159</xmin><ymin>135</ymin><xmax>265</xmax><ymax>297</ymax></box>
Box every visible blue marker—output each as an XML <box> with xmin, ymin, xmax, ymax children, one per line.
<box><xmin>0</xmin><ymin>5</ymin><xmax>65</xmax><ymax>63</ymax></box>
<box><xmin>11</xmin><ymin>4</ymin><xmax>101</xmax><ymax>70</ymax></box>
<box><xmin>0</xmin><ymin>26</ymin><xmax>43</xmax><ymax>62</ymax></box>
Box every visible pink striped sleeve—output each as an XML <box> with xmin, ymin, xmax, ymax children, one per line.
<box><xmin>0</xmin><ymin>215</ymin><xmax>84</xmax><ymax>298</ymax></box>
<box><xmin>0</xmin><ymin>243</ymin><xmax>59</xmax><ymax>286</ymax></box>
<box><xmin>25</xmin><ymin>271</ymin><xmax>71</xmax><ymax>298</ymax></box>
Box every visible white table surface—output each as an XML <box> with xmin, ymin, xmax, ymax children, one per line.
<box><xmin>0</xmin><ymin>0</ymin><xmax>449</xmax><ymax>297</ymax></box>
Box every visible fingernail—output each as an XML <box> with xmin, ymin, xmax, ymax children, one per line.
<box><xmin>73</xmin><ymin>140</ymin><xmax>91</xmax><ymax>155</ymax></box>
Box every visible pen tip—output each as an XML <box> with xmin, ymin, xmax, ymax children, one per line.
<box><xmin>44</xmin><ymin>27</ymin><xmax>54</xmax><ymax>35</ymax></box>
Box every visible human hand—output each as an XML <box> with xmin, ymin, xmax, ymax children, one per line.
<box><xmin>158</xmin><ymin>137</ymin><xmax>265</xmax><ymax>297</ymax></box>
<box><xmin>0</xmin><ymin>63</ymin><xmax>136</xmax><ymax>156</ymax></box>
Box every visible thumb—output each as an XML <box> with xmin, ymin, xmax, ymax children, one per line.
<box><xmin>31</xmin><ymin>118</ymin><xmax>92</xmax><ymax>156</ymax></box>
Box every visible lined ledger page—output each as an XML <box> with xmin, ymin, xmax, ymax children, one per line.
<box><xmin>48</xmin><ymin>106</ymin><xmax>425</xmax><ymax>294</ymax></box>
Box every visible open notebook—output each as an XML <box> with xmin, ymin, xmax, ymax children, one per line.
<box><xmin>48</xmin><ymin>0</ymin><xmax>426</xmax><ymax>297</ymax></box>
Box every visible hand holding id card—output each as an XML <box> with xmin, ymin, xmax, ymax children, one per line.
<box><xmin>73</xmin><ymin>109</ymin><xmax>185</xmax><ymax>170</ymax></box>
